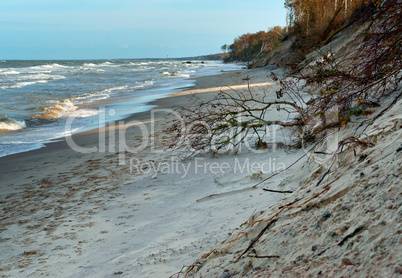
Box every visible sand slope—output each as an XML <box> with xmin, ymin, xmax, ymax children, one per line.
<box><xmin>185</xmin><ymin>93</ymin><xmax>402</xmax><ymax>277</ymax></box>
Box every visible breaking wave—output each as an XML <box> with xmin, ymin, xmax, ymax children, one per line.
<box><xmin>0</xmin><ymin>118</ymin><xmax>26</xmax><ymax>131</ymax></box>
<box><xmin>30</xmin><ymin>99</ymin><xmax>99</xmax><ymax>120</ymax></box>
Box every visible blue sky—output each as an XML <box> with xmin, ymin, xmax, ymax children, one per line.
<box><xmin>0</xmin><ymin>1</ymin><xmax>286</xmax><ymax>60</ymax></box>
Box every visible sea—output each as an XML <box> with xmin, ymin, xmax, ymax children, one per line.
<box><xmin>0</xmin><ymin>59</ymin><xmax>243</xmax><ymax>158</ymax></box>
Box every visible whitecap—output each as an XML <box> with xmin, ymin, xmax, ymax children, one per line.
<box><xmin>0</xmin><ymin>80</ymin><xmax>49</xmax><ymax>89</ymax></box>
<box><xmin>131</xmin><ymin>80</ymin><xmax>154</xmax><ymax>89</ymax></box>
<box><xmin>0</xmin><ymin>118</ymin><xmax>26</xmax><ymax>131</ymax></box>
<box><xmin>39</xmin><ymin>63</ymin><xmax>71</xmax><ymax>69</ymax></box>
<box><xmin>0</xmin><ymin>70</ymin><xmax>20</xmax><ymax>75</ymax></box>
<box><xmin>83</xmin><ymin>63</ymin><xmax>97</xmax><ymax>67</ymax></box>
<box><xmin>81</xmin><ymin>67</ymin><xmax>105</xmax><ymax>72</ymax></box>
<box><xmin>70</xmin><ymin>108</ymin><xmax>101</xmax><ymax>118</ymax></box>
<box><xmin>31</xmin><ymin>99</ymin><xmax>78</xmax><ymax>120</ymax></box>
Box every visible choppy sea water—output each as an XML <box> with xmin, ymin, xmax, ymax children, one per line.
<box><xmin>0</xmin><ymin>59</ymin><xmax>243</xmax><ymax>157</ymax></box>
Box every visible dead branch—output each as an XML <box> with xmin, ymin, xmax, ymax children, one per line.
<box><xmin>262</xmin><ymin>188</ymin><xmax>294</xmax><ymax>194</ymax></box>
<box><xmin>338</xmin><ymin>225</ymin><xmax>365</xmax><ymax>246</ymax></box>
<box><xmin>247</xmin><ymin>249</ymin><xmax>280</xmax><ymax>259</ymax></box>
<box><xmin>253</xmin><ymin>135</ymin><xmax>329</xmax><ymax>188</ymax></box>
<box><xmin>236</xmin><ymin>219</ymin><xmax>277</xmax><ymax>261</ymax></box>
<box><xmin>168</xmin><ymin>81</ymin><xmax>308</xmax><ymax>157</ymax></box>
<box><xmin>241</xmin><ymin>187</ymin><xmax>330</xmax><ymax>227</ymax></box>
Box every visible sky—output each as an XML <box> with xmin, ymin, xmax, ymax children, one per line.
<box><xmin>0</xmin><ymin>0</ymin><xmax>287</xmax><ymax>60</ymax></box>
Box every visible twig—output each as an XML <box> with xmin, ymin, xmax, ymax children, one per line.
<box><xmin>169</xmin><ymin>265</ymin><xmax>187</xmax><ymax>278</ymax></box>
<box><xmin>262</xmin><ymin>188</ymin><xmax>294</xmax><ymax>194</ymax></box>
<box><xmin>236</xmin><ymin>219</ymin><xmax>277</xmax><ymax>262</ymax></box>
<box><xmin>313</xmin><ymin>247</ymin><xmax>330</xmax><ymax>258</ymax></box>
<box><xmin>247</xmin><ymin>254</ymin><xmax>280</xmax><ymax>259</ymax></box>
<box><xmin>242</xmin><ymin>187</ymin><xmax>330</xmax><ymax>227</ymax></box>
<box><xmin>247</xmin><ymin>249</ymin><xmax>280</xmax><ymax>259</ymax></box>
<box><xmin>338</xmin><ymin>225</ymin><xmax>365</xmax><ymax>246</ymax></box>
<box><xmin>253</xmin><ymin>135</ymin><xmax>329</xmax><ymax>188</ymax></box>
<box><xmin>360</xmin><ymin>91</ymin><xmax>402</xmax><ymax>133</ymax></box>
<box><xmin>278</xmin><ymin>198</ymin><xmax>301</xmax><ymax>209</ymax></box>
<box><xmin>315</xmin><ymin>146</ymin><xmax>341</xmax><ymax>187</ymax></box>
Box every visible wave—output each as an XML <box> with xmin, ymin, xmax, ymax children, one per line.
<box><xmin>73</xmin><ymin>91</ymin><xmax>110</xmax><ymax>103</ymax></box>
<box><xmin>132</xmin><ymin>80</ymin><xmax>154</xmax><ymax>88</ymax></box>
<box><xmin>160</xmin><ymin>71</ymin><xmax>191</xmax><ymax>78</ymax></box>
<box><xmin>0</xmin><ymin>70</ymin><xmax>20</xmax><ymax>75</ymax></box>
<box><xmin>83</xmin><ymin>61</ymin><xmax>116</xmax><ymax>67</ymax></box>
<box><xmin>102</xmin><ymin>85</ymin><xmax>128</xmax><ymax>92</ymax></box>
<box><xmin>27</xmin><ymin>73</ymin><xmax>65</xmax><ymax>80</ymax></box>
<box><xmin>23</xmin><ymin>63</ymin><xmax>71</xmax><ymax>73</ymax></box>
<box><xmin>70</xmin><ymin>109</ymin><xmax>100</xmax><ymax>118</ymax></box>
<box><xmin>76</xmin><ymin>85</ymin><xmax>128</xmax><ymax>101</ymax></box>
<box><xmin>80</xmin><ymin>67</ymin><xmax>105</xmax><ymax>73</ymax></box>
<box><xmin>0</xmin><ymin>80</ymin><xmax>49</xmax><ymax>89</ymax></box>
<box><xmin>38</xmin><ymin>63</ymin><xmax>71</xmax><ymax>69</ymax></box>
<box><xmin>0</xmin><ymin>74</ymin><xmax>66</xmax><ymax>89</ymax></box>
<box><xmin>30</xmin><ymin>99</ymin><xmax>77</xmax><ymax>120</ymax></box>
<box><xmin>30</xmin><ymin>98</ymin><xmax>100</xmax><ymax>120</ymax></box>
<box><xmin>0</xmin><ymin>118</ymin><xmax>26</xmax><ymax>131</ymax></box>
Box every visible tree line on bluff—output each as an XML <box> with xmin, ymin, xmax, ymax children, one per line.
<box><xmin>223</xmin><ymin>0</ymin><xmax>379</xmax><ymax>65</ymax></box>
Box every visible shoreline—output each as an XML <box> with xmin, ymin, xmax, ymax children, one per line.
<box><xmin>0</xmin><ymin>59</ymin><xmax>244</xmax><ymax>159</ymax></box>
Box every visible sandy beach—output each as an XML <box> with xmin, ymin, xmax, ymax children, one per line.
<box><xmin>0</xmin><ymin>66</ymin><xmax>305</xmax><ymax>277</ymax></box>
<box><xmin>2</xmin><ymin>1</ymin><xmax>400</xmax><ymax>277</ymax></box>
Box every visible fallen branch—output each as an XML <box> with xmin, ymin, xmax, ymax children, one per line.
<box><xmin>313</xmin><ymin>247</ymin><xmax>330</xmax><ymax>258</ymax></box>
<box><xmin>360</xmin><ymin>91</ymin><xmax>402</xmax><ymax>133</ymax></box>
<box><xmin>247</xmin><ymin>254</ymin><xmax>280</xmax><ymax>259</ymax></box>
<box><xmin>247</xmin><ymin>249</ymin><xmax>280</xmax><ymax>259</ymax></box>
<box><xmin>169</xmin><ymin>265</ymin><xmax>187</xmax><ymax>278</ymax></box>
<box><xmin>338</xmin><ymin>225</ymin><xmax>365</xmax><ymax>246</ymax></box>
<box><xmin>262</xmin><ymin>188</ymin><xmax>294</xmax><ymax>194</ymax></box>
<box><xmin>253</xmin><ymin>135</ymin><xmax>329</xmax><ymax>188</ymax></box>
<box><xmin>236</xmin><ymin>219</ymin><xmax>278</xmax><ymax>261</ymax></box>
<box><xmin>241</xmin><ymin>187</ymin><xmax>330</xmax><ymax>227</ymax></box>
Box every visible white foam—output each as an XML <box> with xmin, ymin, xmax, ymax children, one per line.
<box><xmin>162</xmin><ymin>71</ymin><xmax>191</xmax><ymax>78</ymax></box>
<box><xmin>0</xmin><ymin>70</ymin><xmax>20</xmax><ymax>75</ymax></box>
<box><xmin>131</xmin><ymin>80</ymin><xmax>154</xmax><ymax>89</ymax></box>
<box><xmin>70</xmin><ymin>108</ymin><xmax>101</xmax><ymax>118</ymax></box>
<box><xmin>39</xmin><ymin>63</ymin><xmax>71</xmax><ymax>69</ymax></box>
<box><xmin>103</xmin><ymin>85</ymin><xmax>129</xmax><ymax>92</ymax></box>
<box><xmin>83</xmin><ymin>62</ymin><xmax>117</xmax><ymax>68</ymax></box>
<box><xmin>19</xmin><ymin>73</ymin><xmax>65</xmax><ymax>81</ymax></box>
<box><xmin>81</xmin><ymin>67</ymin><xmax>105</xmax><ymax>72</ymax></box>
<box><xmin>74</xmin><ymin>92</ymin><xmax>110</xmax><ymax>102</ymax></box>
<box><xmin>83</xmin><ymin>63</ymin><xmax>97</xmax><ymax>67</ymax></box>
<box><xmin>31</xmin><ymin>99</ymin><xmax>78</xmax><ymax>120</ymax></box>
<box><xmin>1</xmin><ymin>80</ymin><xmax>49</xmax><ymax>89</ymax></box>
<box><xmin>0</xmin><ymin>73</ymin><xmax>65</xmax><ymax>89</ymax></box>
<box><xmin>0</xmin><ymin>119</ymin><xmax>26</xmax><ymax>131</ymax></box>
